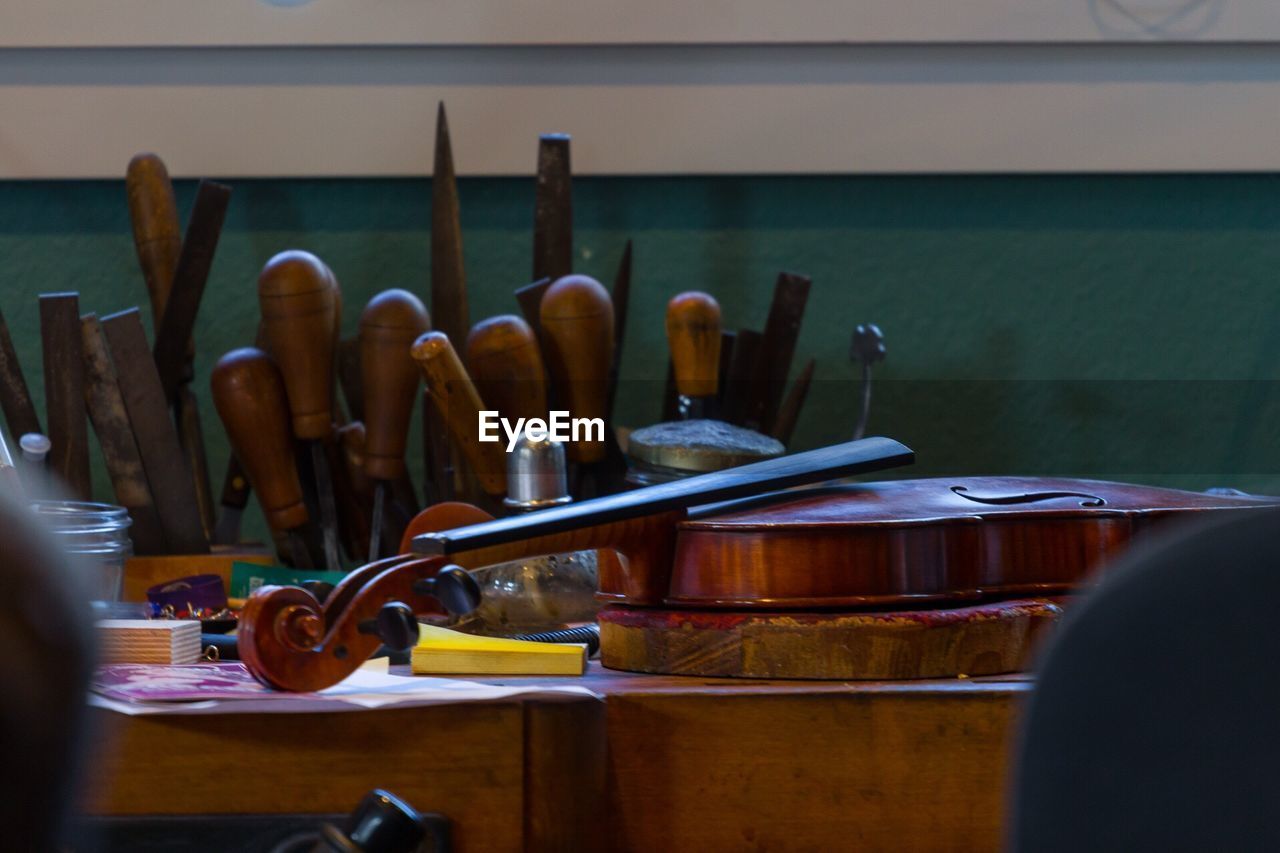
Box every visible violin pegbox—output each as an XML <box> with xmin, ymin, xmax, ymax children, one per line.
<box><xmin>239</xmin><ymin>556</ymin><xmax>480</xmax><ymax>691</ymax></box>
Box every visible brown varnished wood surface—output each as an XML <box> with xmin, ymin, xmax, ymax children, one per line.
<box><xmin>523</xmin><ymin>698</ymin><xmax>606</xmax><ymax>852</ymax></box>
<box><xmin>84</xmin><ymin>704</ymin><xmax>533</xmax><ymax>852</ymax></box>
<box><xmin>456</xmin><ymin>665</ymin><xmax>1028</xmax><ymax>851</ymax></box>
<box><xmin>603</xmin><ymin>675</ymin><xmax>1020</xmax><ymax>851</ymax></box>
<box><xmin>84</xmin><ymin>665</ymin><xmax>1022</xmax><ymax>852</ymax></box>
<box><xmin>666</xmin><ymin>477</ymin><xmax>1280</xmax><ymax>607</ymax></box>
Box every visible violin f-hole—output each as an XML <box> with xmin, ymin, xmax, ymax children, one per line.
<box><xmin>950</xmin><ymin>486</ymin><xmax>1106</xmax><ymax>508</ymax></box>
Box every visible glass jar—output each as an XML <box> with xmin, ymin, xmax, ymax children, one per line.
<box><xmin>30</xmin><ymin>501</ymin><xmax>133</xmax><ymax>602</ymax></box>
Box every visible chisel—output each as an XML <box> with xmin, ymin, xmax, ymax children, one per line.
<box><xmin>359</xmin><ymin>290</ymin><xmax>430</xmax><ymax>562</ymax></box>
<box><xmin>539</xmin><ymin>276</ymin><xmax>614</xmax><ymax>469</ymax></box>
<box><xmin>666</xmin><ymin>291</ymin><xmax>722</xmax><ymax>420</ymax></box>
<box><xmin>258</xmin><ymin>251</ymin><xmax>343</xmax><ymax>572</ymax></box>
<box><xmin>411</xmin><ymin>331</ymin><xmax>507</xmax><ymax>499</ymax></box>
<box><xmin>465</xmin><ymin>315</ymin><xmax>548</xmax><ymax>426</ymax></box>
<box><xmin>210</xmin><ymin>348</ymin><xmax>314</xmax><ymax>569</ymax></box>
<box><xmin>533</xmin><ymin>134</ymin><xmax>573</xmax><ymax>282</ymax></box>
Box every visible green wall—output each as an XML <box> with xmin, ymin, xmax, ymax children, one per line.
<box><xmin>2</xmin><ymin>174</ymin><xmax>1279</xmax><ymax>541</ymax></box>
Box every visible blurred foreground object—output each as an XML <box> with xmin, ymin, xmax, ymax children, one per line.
<box><xmin>1012</xmin><ymin>507</ymin><xmax>1280</xmax><ymax>852</ymax></box>
<box><xmin>0</xmin><ymin>488</ymin><xmax>94</xmax><ymax>850</ymax></box>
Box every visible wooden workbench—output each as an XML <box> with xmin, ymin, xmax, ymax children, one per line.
<box><xmin>83</xmin><ymin>665</ymin><xmax>1030</xmax><ymax>851</ymax></box>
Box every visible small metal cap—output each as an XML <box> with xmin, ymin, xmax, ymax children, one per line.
<box><xmin>504</xmin><ymin>431</ymin><xmax>573</xmax><ymax>510</ymax></box>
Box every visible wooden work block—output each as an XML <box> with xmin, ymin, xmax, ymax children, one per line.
<box><xmin>599</xmin><ymin>598</ymin><xmax>1062</xmax><ymax>680</ymax></box>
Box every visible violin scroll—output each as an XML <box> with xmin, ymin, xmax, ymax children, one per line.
<box><xmin>239</xmin><ymin>555</ymin><xmax>480</xmax><ymax>691</ymax></box>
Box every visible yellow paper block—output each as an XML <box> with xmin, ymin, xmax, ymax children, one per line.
<box><xmin>411</xmin><ymin>624</ymin><xmax>587</xmax><ymax>676</ymax></box>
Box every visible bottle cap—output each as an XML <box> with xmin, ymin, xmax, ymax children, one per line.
<box><xmin>19</xmin><ymin>433</ymin><xmax>51</xmax><ymax>463</ymax></box>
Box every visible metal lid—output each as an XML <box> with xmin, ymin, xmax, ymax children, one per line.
<box><xmin>504</xmin><ymin>432</ymin><xmax>573</xmax><ymax>510</ymax></box>
<box><xmin>627</xmin><ymin>419</ymin><xmax>785</xmax><ymax>475</ymax></box>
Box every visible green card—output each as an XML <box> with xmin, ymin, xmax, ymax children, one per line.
<box><xmin>229</xmin><ymin>561</ymin><xmax>346</xmax><ymax>600</ymax></box>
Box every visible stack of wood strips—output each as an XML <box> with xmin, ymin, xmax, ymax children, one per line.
<box><xmin>96</xmin><ymin>619</ymin><xmax>201</xmax><ymax>665</ymax></box>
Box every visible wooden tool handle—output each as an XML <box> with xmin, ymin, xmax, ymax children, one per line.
<box><xmin>464</xmin><ymin>314</ymin><xmax>547</xmax><ymax>424</ymax></box>
<box><xmin>211</xmin><ymin>348</ymin><xmax>309</xmax><ymax>532</ymax></box>
<box><xmin>258</xmin><ymin>250</ymin><xmax>338</xmax><ymax>439</ymax></box>
<box><xmin>338</xmin><ymin>421</ymin><xmax>374</xmax><ymax>499</ymax></box>
<box><xmin>125</xmin><ymin>153</ymin><xmax>181</xmax><ymax>327</ymax></box>
<box><xmin>154</xmin><ymin>179</ymin><xmax>232</xmax><ymax>401</ymax></box>
<box><xmin>666</xmin><ymin>291</ymin><xmax>722</xmax><ymax>399</ymax></box>
<box><xmin>539</xmin><ymin>275</ymin><xmax>614</xmax><ymax>463</ymax></box>
<box><xmin>360</xmin><ymin>289</ymin><xmax>430</xmax><ymax>481</ymax></box>
<box><xmin>411</xmin><ymin>332</ymin><xmax>507</xmax><ymax>496</ymax></box>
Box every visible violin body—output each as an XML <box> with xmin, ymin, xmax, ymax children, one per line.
<box><xmin>238</xmin><ymin>437</ymin><xmax>1280</xmax><ymax>690</ymax></box>
<box><xmin>661</xmin><ymin>477</ymin><xmax>1280</xmax><ymax>608</ymax></box>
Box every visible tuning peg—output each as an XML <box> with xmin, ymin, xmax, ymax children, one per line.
<box><xmin>413</xmin><ymin>564</ymin><xmax>481</xmax><ymax>616</ymax></box>
<box><xmin>357</xmin><ymin>602</ymin><xmax>419</xmax><ymax>653</ymax></box>
<box><xmin>301</xmin><ymin>580</ymin><xmax>336</xmax><ymax>605</ymax></box>
<box><xmin>316</xmin><ymin>788</ymin><xmax>429</xmax><ymax>853</ymax></box>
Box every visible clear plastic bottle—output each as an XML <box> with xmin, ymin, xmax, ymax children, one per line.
<box><xmin>453</xmin><ymin>550</ymin><xmax>600</xmax><ymax>635</ymax></box>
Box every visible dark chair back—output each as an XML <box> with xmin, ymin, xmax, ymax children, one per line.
<box><xmin>1011</xmin><ymin>508</ymin><xmax>1280</xmax><ymax>852</ymax></box>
